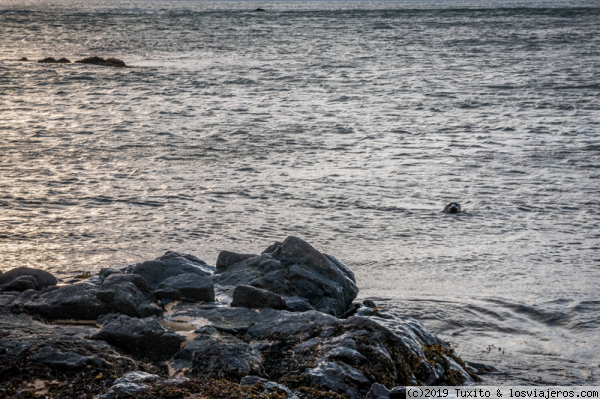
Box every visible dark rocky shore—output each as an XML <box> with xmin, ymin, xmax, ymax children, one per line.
<box><xmin>0</xmin><ymin>237</ymin><xmax>493</xmax><ymax>399</ymax></box>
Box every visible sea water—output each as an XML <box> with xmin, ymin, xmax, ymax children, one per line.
<box><xmin>1</xmin><ymin>0</ymin><xmax>599</xmax><ymax>385</ymax></box>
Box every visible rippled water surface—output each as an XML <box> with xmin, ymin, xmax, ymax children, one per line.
<box><xmin>1</xmin><ymin>0</ymin><xmax>599</xmax><ymax>385</ymax></box>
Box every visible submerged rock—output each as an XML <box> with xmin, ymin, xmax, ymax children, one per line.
<box><xmin>76</xmin><ymin>56</ymin><xmax>126</xmax><ymax>67</ymax></box>
<box><xmin>0</xmin><ymin>266</ymin><xmax>57</xmax><ymax>290</ymax></box>
<box><xmin>214</xmin><ymin>236</ymin><xmax>358</xmax><ymax>316</ymax></box>
<box><xmin>93</xmin><ymin>315</ymin><xmax>185</xmax><ymax>361</ymax></box>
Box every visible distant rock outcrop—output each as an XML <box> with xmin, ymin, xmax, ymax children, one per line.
<box><xmin>75</xmin><ymin>56</ymin><xmax>126</xmax><ymax>67</ymax></box>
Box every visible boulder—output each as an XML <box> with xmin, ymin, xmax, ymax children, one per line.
<box><xmin>101</xmin><ymin>273</ymin><xmax>154</xmax><ymax>299</ymax></box>
<box><xmin>129</xmin><ymin>251</ymin><xmax>214</xmax><ymax>290</ymax></box>
<box><xmin>0</xmin><ymin>267</ymin><xmax>57</xmax><ymax>290</ymax></box>
<box><xmin>31</xmin><ymin>346</ymin><xmax>111</xmax><ymax>370</ymax></box>
<box><xmin>0</xmin><ymin>275</ymin><xmax>37</xmax><ymax>292</ymax></box>
<box><xmin>15</xmin><ymin>280</ymin><xmax>160</xmax><ymax>320</ymax></box>
<box><xmin>231</xmin><ymin>284</ymin><xmax>286</xmax><ymax>310</ymax></box>
<box><xmin>216</xmin><ymin>251</ymin><xmax>258</xmax><ymax>271</ymax></box>
<box><xmin>214</xmin><ymin>236</ymin><xmax>358</xmax><ymax>316</ymax></box>
<box><xmin>92</xmin><ymin>315</ymin><xmax>185</xmax><ymax>361</ymax></box>
<box><xmin>306</xmin><ymin>361</ymin><xmax>370</xmax><ymax>399</ymax></box>
<box><xmin>157</xmin><ymin>273</ymin><xmax>214</xmax><ymax>301</ymax></box>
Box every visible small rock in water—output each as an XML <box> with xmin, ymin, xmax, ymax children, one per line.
<box><xmin>19</xmin><ymin>57</ymin><xmax>28</xmax><ymax>61</ymax></box>
<box><xmin>76</xmin><ymin>56</ymin><xmax>126</xmax><ymax>68</ymax></box>
<box><xmin>254</xmin><ymin>8</ymin><xmax>266</xmax><ymax>12</ymax></box>
<box><xmin>36</xmin><ymin>57</ymin><xmax>70</xmax><ymax>63</ymax></box>
<box><xmin>442</xmin><ymin>202</ymin><xmax>461</xmax><ymax>214</ymax></box>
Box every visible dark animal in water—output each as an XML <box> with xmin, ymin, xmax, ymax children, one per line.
<box><xmin>442</xmin><ymin>202</ymin><xmax>461</xmax><ymax>214</ymax></box>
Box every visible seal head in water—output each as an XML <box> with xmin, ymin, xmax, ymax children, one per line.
<box><xmin>442</xmin><ymin>202</ymin><xmax>461</xmax><ymax>214</ymax></box>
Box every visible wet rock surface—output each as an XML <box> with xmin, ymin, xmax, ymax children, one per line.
<box><xmin>0</xmin><ymin>237</ymin><xmax>490</xmax><ymax>399</ymax></box>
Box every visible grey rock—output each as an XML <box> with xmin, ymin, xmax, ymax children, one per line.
<box><xmin>114</xmin><ymin>371</ymin><xmax>160</xmax><ymax>385</ymax></box>
<box><xmin>102</xmin><ymin>273</ymin><xmax>154</xmax><ymax>299</ymax></box>
<box><xmin>95</xmin><ymin>382</ymin><xmax>150</xmax><ymax>399</ymax></box>
<box><xmin>18</xmin><ymin>284</ymin><xmax>110</xmax><ymax>320</ymax></box>
<box><xmin>324</xmin><ymin>253</ymin><xmax>356</xmax><ymax>283</ymax></box>
<box><xmin>96</xmin><ymin>280</ymin><xmax>162</xmax><ymax>318</ymax></box>
<box><xmin>97</xmin><ymin>313</ymin><xmax>121</xmax><ymax>326</ymax></box>
<box><xmin>0</xmin><ymin>275</ymin><xmax>37</xmax><ymax>292</ymax></box>
<box><xmin>158</xmin><ymin>273</ymin><xmax>214</xmax><ymax>301</ymax></box>
<box><xmin>231</xmin><ymin>284</ymin><xmax>286</xmax><ymax>310</ymax></box>
<box><xmin>366</xmin><ymin>383</ymin><xmax>391</xmax><ymax>399</ymax></box>
<box><xmin>15</xmin><ymin>279</ymin><xmax>160</xmax><ymax>320</ymax></box>
<box><xmin>92</xmin><ymin>315</ymin><xmax>185</xmax><ymax>361</ymax></box>
<box><xmin>216</xmin><ymin>250</ymin><xmax>258</xmax><ymax>271</ymax></box>
<box><xmin>154</xmin><ymin>287</ymin><xmax>182</xmax><ymax>301</ymax></box>
<box><xmin>31</xmin><ymin>346</ymin><xmax>111</xmax><ymax>370</ymax></box>
<box><xmin>284</xmin><ymin>296</ymin><xmax>315</xmax><ymax>312</ymax></box>
<box><xmin>215</xmin><ymin>236</ymin><xmax>358</xmax><ymax>316</ymax></box>
<box><xmin>0</xmin><ymin>267</ymin><xmax>57</xmax><ymax>290</ymax></box>
<box><xmin>306</xmin><ymin>361</ymin><xmax>370</xmax><ymax>399</ymax></box>
<box><xmin>240</xmin><ymin>376</ymin><xmax>299</xmax><ymax>398</ymax></box>
<box><xmin>99</xmin><ymin>268</ymin><xmax>120</xmax><ymax>281</ymax></box>
<box><xmin>190</xmin><ymin>326</ymin><xmax>264</xmax><ymax>380</ymax></box>
<box><xmin>129</xmin><ymin>251</ymin><xmax>214</xmax><ymax>290</ymax></box>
